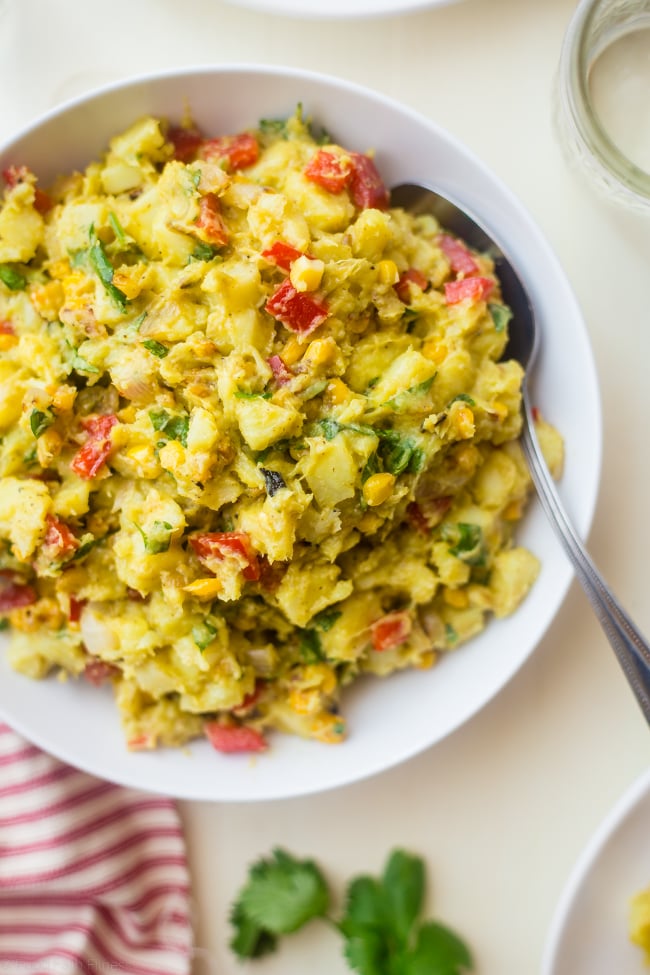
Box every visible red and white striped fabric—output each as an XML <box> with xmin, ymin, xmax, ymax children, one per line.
<box><xmin>0</xmin><ymin>722</ymin><xmax>193</xmax><ymax>975</ymax></box>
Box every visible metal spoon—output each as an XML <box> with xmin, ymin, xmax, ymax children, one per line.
<box><xmin>392</xmin><ymin>181</ymin><xmax>650</xmax><ymax>723</ymax></box>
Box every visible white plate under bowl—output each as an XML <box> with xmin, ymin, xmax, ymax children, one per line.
<box><xmin>0</xmin><ymin>64</ymin><xmax>601</xmax><ymax>801</ymax></box>
<box><xmin>221</xmin><ymin>0</ymin><xmax>463</xmax><ymax>19</ymax></box>
<box><xmin>542</xmin><ymin>767</ymin><xmax>650</xmax><ymax>975</ymax></box>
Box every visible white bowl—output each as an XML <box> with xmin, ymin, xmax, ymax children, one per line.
<box><xmin>542</xmin><ymin>767</ymin><xmax>650</xmax><ymax>975</ymax></box>
<box><xmin>0</xmin><ymin>65</ymin><xmax>601</xmax><ymax>801</ymax></box>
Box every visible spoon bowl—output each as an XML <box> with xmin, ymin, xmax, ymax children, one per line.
<box><xmin>392</xmin><ymin>181</ymin><xmax>650</xmax><ymax>723</ymax></box>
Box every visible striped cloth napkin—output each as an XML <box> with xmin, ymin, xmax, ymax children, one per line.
<box><xmin>0</xmin><ymin>722</ymin><xmax>193</xmax><ymax>975</ymax></box>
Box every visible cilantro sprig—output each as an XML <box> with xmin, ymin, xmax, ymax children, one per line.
<box><xmin>230</xmin><ymin>848</ymin><xmax>474</xmax><ymax>974</ymax></box>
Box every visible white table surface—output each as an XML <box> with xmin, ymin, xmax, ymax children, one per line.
<box><xmin>1</xmin><ymin>0</ymin><xmax>650</xmax><ymax>972</ymax></box>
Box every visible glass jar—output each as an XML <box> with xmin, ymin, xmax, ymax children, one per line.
<box><xmin>555</xmin><ymin>0</ymin><xmax>650</xmax><ymax>212</ymax></box>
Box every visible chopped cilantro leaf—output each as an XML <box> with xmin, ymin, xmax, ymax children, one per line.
<box><xmin>142</xmin><ymin>338</ymin><xmax>169</xmax><ymax>358</ymax></box>
<box><xmin>134</xmin><ymin>520</ymin><xmax>173</xmax><ymax>554</ymax></box>
<box><xmin>29</xmin><ymin>409</ymin><xmax>54</xmax><ymax>438</ymax></box>
<box><xmin>0</xmin><ymin>264</ymin><xmax>27</xmax><ymax>291</ymax></box>
<box><xmin>488</xmin><ymin>302</ymin><xmax>512</xmax><ymax>333</ymax></box>
<box><xmin>88</xmin><ymin>233</ymin><xmax>128</xmax><ymax>311</ymax></box>
<box><xmin>148</xmin><ymin>409</ymin><xmax>189</xmax><ymax>447</ymax></box>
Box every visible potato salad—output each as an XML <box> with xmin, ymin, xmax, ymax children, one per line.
<box><xmin>0</xmin><ymin>109</ymin><xmax>563</xmax><ymax>753</ymax></box>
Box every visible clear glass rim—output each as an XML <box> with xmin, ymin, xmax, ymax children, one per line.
<box><xmin>563</xmin><ymin>0</ymin><xmax>650</xmax><ymax>201</ymax></box>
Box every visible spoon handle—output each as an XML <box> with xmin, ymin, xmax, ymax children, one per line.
<box><xmin>521</xmin><ymin>388</ymin><xmax>650</xmax><ymax>723</ymax></box>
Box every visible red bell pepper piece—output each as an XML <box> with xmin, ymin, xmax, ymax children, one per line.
<box><xmin>265</xmin><ymin>278</ymin><xmax>328</xmax><ymax>335</ymax></box>
<box><xmin>0</xmin><ymin>320</ymin><xmax>15</xmax><ymax>335</ymax></box>
<box><xmin>267</xmin><ymin>354</ymin><xmax>293</xmax><ymax>385</ymax></box>
<box><xmin>83</xmin><ymin>659</ymin><xmax>119</xmax><ymax>686</ymax></box>
<box><xmin>304</xmin><ymin>150</ymin><xmax>353</xmax><ymax>193</ymax></box>
<box><xmin>349</xmin><ymin>153</ymin><xmax>389</xmax><ymax>210</ymax></box>
<box><xmin>0</xmin><ymin>572</ymin><xmax>37</xmax><ymax>613</ymax></box>
<box><xmin>199</xmin><ymin>132</ymin><xmax>259</xmax><ymax>170</ymax></box>
<box><xmin>68</xmin><ymin>596</ymin><xmax>86</xmax><ymax>623</ymax></box>
<box><xmin>43</xmin><ymin>515</ymin><xmax>79</xmax><ymax>559</ymax></box>
<box><xmin>167</xmin><ymin>124</ymin><xmax>204</xmax><ymax>162</ymax></box>
<box><xmin>195</xmin><ymin>193</ymin><xmax>229</xmax><ymax>246</ymax></box>
<box><xmin>70</xmin><ymin>414</ymin><xmax>118</xmax><ymax>480</ymax></box>
<box><xmin>370</xmin><ymin>611</ymin><xmax>412</xmax><ymax>651</ymax></box>
<box><xmin>444</xmin><ymin>276</ymin><xmax>494</xmax><ymax>304</ymax></box>
<box><xmin>3</xmin><ymin>164</ymin><xmax>52</xmax><ymax>214</ymax></box>
<box><xmin>204</xmin><ymin>722</ymin><xmax>268</xmax><ymax>754</ymax></box>
<box><xmin>261</xmin><ymin>241</ymin><xmax>305</xmax><ymax>271</ymax></box>
<box><xmin>437</xmin><ymin>234</ymin><xmax>479</xmax><ymax>276</ymax></box>
<box><xmin>189</xmin><ymin>531</ymin><xmax>261</xmax><ymax>582</ymax></box>
<box><xmin>395</xmin><ymin>268</ymin><xmax>428</xmax><ymax>303</ymax></box>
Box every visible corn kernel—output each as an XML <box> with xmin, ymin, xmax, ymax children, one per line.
<box><xmin>489</xmin><ymin>401</ymin><xmax>508</xmax><ymax>421</ymax></box>
<box><xmin>0</xmin><ymin>333</ymin><xmax>17</xmax><ymax>350</ymax></box>
<box><xmin>281</xmin><ymin>336</ymin><xmax>303</xmax><ymax>365</ymax></box>
<box><xmin>290</xmin><ymin>255</ymin><xmax>324</xmax><ymax>293</ymax></box>
<box><xmin>184</xmin><ymin>578</ymin><xmax>222</xmax><ymax>599</ymax></box>
<box><xmin>51</xmin><ymin>384</ymin><xmax>77</xmax><ymax>413</ymax></box>
<box><xmin>503</xmin><ymin>500</ymin><xmax>523</xmax><ymax>521</ymax></box>
<box><xmin>117</xmin><ymin>405</ymin><xmax>137</xmax><ymax>424</ymax></box>
<box><xmin>310</xmin><ymin>713</ymin><xmax>345</xmax><ymax>744</ymax></box>
<box><xmin>326</xmin><ymin>378</ymin><xmax>351</xmax><ymax>405</ymax></box>
<box><xmin>305</xmin><ymin>337</ymin><xmax>338</xmax><ymax>368</ymax></box>
<box><xmin>443</xmin><ymin>587</ymin><xmax>469</xmax><ymax>609</ymax></box>
<box><xmin>36</xmin><ymin>428</ymin><xmax>62</xmax><ymax>467</ymax></box>
<box><xmin>415</xmin><ymin>650</ymin><xmax>438</xmax><ymax>670</ymax></box>
<box><xmin>288</xmin><ymin>687</ymin><xmax>319</xmax><ymax>715</ymax></box>
<box><xmin>422</xmin><ymin>339</ymin><xmax>448</xmax><ymax>364</ymax></box>
<box><xmin>112</xmin><ymin>271</ymin><xmax>139</xmax><ymax>300</ymax></box>
<box><xmin>377</xmin><ymin>259</ymin><xmax>399</xmax><ymax>286</ymax></box>
<box><xmin>30</xmin><ymin>280</ymin><xmax>65</xmax><ymax>321</ymax></box>
<box><xmin>362</xmin><ymin>472</ymin><xmax>396</xmax><ymax>507</ymax></box>
<box><xmin>158</xmin><ymin>440</ymin><xmax>185</xmax><ymax>473</ymax></box>
<box><xmin>47</xmin><ymin>259</ymin><xmax>71</xmax><ymax>280</ymax></box>
<box><xmin>455</xmin><ymin>406</ymin><xmax>475</xmax><ymax>439</ymax></box>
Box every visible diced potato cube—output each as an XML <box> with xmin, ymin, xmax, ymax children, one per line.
<box><xmin>0</xmin><ymin>476</ymin><xmax>51</xmax><ymax>560</ymax></box>
<box><xmin>235</xmin><ymin>398</ymin><xmax>302</xmax><ymax>451</ymax></box>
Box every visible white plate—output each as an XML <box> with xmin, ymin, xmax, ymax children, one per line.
<box><xmin>542</xmin><ymin>767</ymin><xmax>650</xmax><ymax>975</ymax></box>
<box><xmin>221</xmin><ymin>0</ymin><xmax>463</xmax><ymax>18</ymax></box>
<box><xmin>0</xmin><ymin>64</ymin><xmax>601</xmax><ymax>801</ymax></box>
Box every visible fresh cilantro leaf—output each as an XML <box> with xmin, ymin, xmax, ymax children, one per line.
<box><xmin>340</xmin><ymin>876</ymin><xmax>386</xmax><ymax>935</ymax></box>
<box><xmin>401</xmin><ymin>921</ymin><xmax>473</xmax><ymax>975</ymax></box>
<box><xmin>449</xmin><ymin>393</ymin><xmax>475</xmax><ymax>406</ymax></box>
<box><xmin>192</xmin><ymin>619</ymin><xmax>218</xmax><ymax>651</ymax></box>
<box><xmin>488</xmin><ymin>302</ymin><xmax>512</xmax><ymax>333</ymax></box>
<box><xmin>142</xmin><ymin>338</ymin><xmax>169</xmax><ymax>358</ymax></box>
<box><xmin>312</xmin><ymin>608</ymin><xmax>342</xmax><ymax>632</ymax></box>
<box><xmin>229</xmin><ymin>846</ymin><xmax>474</xmax><ymax>972</ymax></box>
<box><xmin>0</xmin><ymin>263</ymin><xmax>27</xmax><ymax>291</ymax></box>
<box><xmin>445</xmin><ymin>623</ymin><xmax>459</xmax><ymax>645</ymax></box>
<box><xmin>343</xmin><ymin>930</ymin><xmax>387</xmax><ymax>975</ymax></box>
<box><xmin>234</xmin><ymin>848</ymin><xmax>329</xmax><ymax>939</ymax></box>
<box><xmin>441</xmin><ymin>522</ymin><xmax>486</xmax><ymax>566</ymax></box>
<box><xmin>108</xmin><ymin>210</ymin><xmax>127</xmax><ymax>244</ymax></box>
<box><xmin>235</xmin><ymin>388</ymin><xmax>271</xmax><ymax>400</ymax></box>
<box><xmin>134</xmin><ymin>520</ymin><xmax>173</xmax><ymax>554</ymax></box>
<box><xmin>148</xmin><ymin>408</ymin><xmax>189</xmax><ymax>447</ymax></box>
<box><xmin>382</xmin><ymin>849</ymin><xmax>425</xmax><ymax>945</ymax></box>
<box><xmin>230</xmin><ymin>900</ymin><xmax>277</xmax><ymax>959</ymax></box>
<box><xmin>299</xmin><ymin>628</ymin><xmax>324</xmax><ymax>662</ymax></box>
<box><xmin>29</xmin><ymin>409</ymin><xmax>54</xmax><ymax>438</ymax></box>
<box><xmin>258</xmin><ymin>116</ymin><xmax>289</xmax><ymax>138</ymax></box>
<box><xmin>191</xmin><ymin>241</ymin><xmax>218</xmax><ymax>262</ymax></box>
<box><xmin>70</xmin><ymin>349</ymin><xmax>100</xmax><ymax>374</ymax></box>
<box><xmin>317</xmin><ymin>417</ymin><xmax>342</xmax><ymax>440</ymax></box>
<box><xmin>89</xmin><ymin>233</ymin><xmax>128</xmax><ymax>311</ymax></box>
<box><xmin>385</xmin><ymin>375</ymin><xmax>435</xmax><ymax>413</ymax></box>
